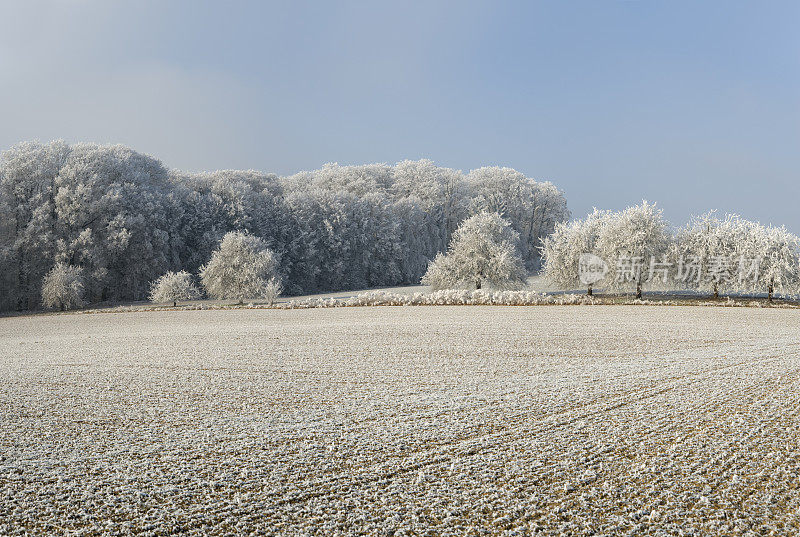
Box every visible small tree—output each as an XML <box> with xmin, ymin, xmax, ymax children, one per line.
<box><xmin>200</xmin><ymin>231</ymin><xmax>283</xmax><ymax>304</ymax></box>
<box><xmin>541</xmin><ymin>208</ymin><xmax>610</xmax><ymax>295</ymax></box>
<box><xmin>595</xmin><ymin>201</ymin><xmax>671</xmax><ymax>299</ymax></box>
<box><xmin>422</xmin><ymin>212</ymin><xmax>527</xmax><ymax>291</ymax></box>
<box><xmin>41</xmin><ymin>263</ymin><xmax>85</xmax><ymax>311</ymax></box>
<box><xmin>674</xmin><ymin>213</ymin><xmax>750</xmax><ymax>298</ymax></box>
<box><xmin>744</xmin><ymin>223</ymin><xmax>800</xmax><ymax>302</ymax></box>
<box><xmin>149</xmin><ymin>271</ymin><xmax>201</xmax><ymax>307</ymax></box>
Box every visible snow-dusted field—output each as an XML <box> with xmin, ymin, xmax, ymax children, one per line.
<box><xmin>2</xmin><ymin>306</ymin><xmax>800</xmax><ymax>536</ymax></box>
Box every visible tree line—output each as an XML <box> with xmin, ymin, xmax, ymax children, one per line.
<box><xmin>412</xmin><ymin>203</ymin><xmax>800</xmax><ymax>302</ymax></box>
<box><xmin>542</xmin><ymin>202</ymin><xmax>800</xmax><ymax>300</ymax></box>
<box><xmin>0</xmin><ymin>141</ymin><xmax>569</xmax><ymax>311</ymax></box>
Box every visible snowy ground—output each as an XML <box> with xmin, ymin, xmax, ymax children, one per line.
<box><xmin>2</xmin><ymin>306</ymin><xmax>800</xmax><ymax>535</ymax></box>
<box><xmin>278</xmin><ymin>276</ymin><xmax>557</xmax><ymax>301</ymax></box>
<box><xmin>277</xmin><ymin>276</ymin><xmax>556</xmax><ymax>302</ymax></box>
<box><xmin>63</xmin><ymin>276</ymin><xmax>554</xmax><ymax>310</ymax></box>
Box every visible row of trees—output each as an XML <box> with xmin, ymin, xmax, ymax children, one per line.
<box><xmin>542</xmin><ymin>202</ymin><xmax>800</xmax><ymax>300</ymax></box>
<box><xmin>418</xmin><ymin>204</ymin><xmax>799</xmax><ymax>301</ymax></box>
<box><xmin>0</xmin><ymin>141</ymin><xmax>569</xmax><ymax>311</ymax></box>
<box><xmin>27</xmin><ymin>198</ymin><xmax>800</xmax><ymax>309</ymax></box>
<box><xmin>6</xmin><ymin>140</ymin><xmax>795</xmax><ymax>309</ymax></box>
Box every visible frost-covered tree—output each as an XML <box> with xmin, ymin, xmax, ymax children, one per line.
<box><xmin>392</xmin><ymin>197</ymin><xmax>433</xmax><ymax>282</ymax></box>
<box><xmin>673</xmin><ymin>213</ymin><xmax>750</xmax><ymax>298</ymax></box>
<box><xmin>467</xmin><ymin>167</ymin><xmax>569</xmax><ymax>270</ymax></box>
<box><xmin>743</xmin><ymin>223</ymin><xmax>800</xmax><ymax>301</ymax></box>
<box><xmin>0</xmin><ymin>186</ymin><xmax>13</xmax><ymax>309</ymax></box>
<box><xmin>281</xmin><ymin>189</ymin><xmax>407</xmax><ymax>294</ymax></box>
<box><xmin>522</xmin><ymin>181</ymin><xmax>571</xmax><ymax>268</ymax></box>
<box><xmin>391</xmin><ymin>159</ymin><xmax>469</xmax><ymax>255</ymax></box>
<box><xmin>53</xmin><ymin>143</ymin><xmax>181</xmax><ymax>302</ymax></box>
<box><xmin>41</xmin><ymin>263</ymin><xmax>85</xmax><ymax>311</ymax></box>
<box><xmin>0</xmin><ymin>141</ymin><xmax>70</xmax><ymax>310</ymax></box>
<box><xmin>541</xmin><ymin>208</ymin><xmax>611</xmax><ymax>295</ymax></box>
<box><xmin>149</xmin><ymin>271</ymin><xmax>201</xmax><ymax>306</ymax></box>
<box><xmin>422</xmin><ymin>212</ymin><xmax>527</xmax><ymax>291</ymax></box>
<box><xmin>200</xmin><ymin>231</ymin><xmax>282</xmax><ymax>304</ymax></box>
<box><xmin>307</xmin><ymin>162</ymin><xmax>394</xmax><ymax>198</ymax></box>
<box><xmin>595</xmin><ymin>201</ymin><xmax>671</xmax><ymax>299</ymax></box>
<box><xmin>172</xmin><ymin>169</ymin><xmax>288</xmax><ymax>275</ymax></box>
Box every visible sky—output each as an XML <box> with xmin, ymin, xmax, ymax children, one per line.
<box><xmin>1</xmin><ymin>1</ymin><xmax>798</xmax><ymax>232</ymax></box>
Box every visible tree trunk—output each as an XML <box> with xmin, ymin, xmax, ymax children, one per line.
<box><xmin>475</xmin><ymin>279</ymin><xmax>482</xmax><ymax>290</ymax></box>
<box><xmin>713</xmin><ymin>282</ymin><xmax>719</xmax><ymax>299</ymax></box>
<box><xmin>768</xmin><ymin>276</ymin><xmax>774</xmax><ymax>303</ymax></box>
<box><xmin>636</xmin><ymin>282</ymin><xmax>642</xmax><ymax>300</ymax></box>
<box><xmin>587</xmin><ymin>283</ymin><xmax>592</xmax><ymax>296</ymax></box>
<box><xmin>17</xmin><ymin>253</ymin><xmax>25</xmax><ymax>311</ymax></box>
<box><xmin>173</xmin><ymin>300</ymin><xmax>177</xmax><ymax>307</ymax></box>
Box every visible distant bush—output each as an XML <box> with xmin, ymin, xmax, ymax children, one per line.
<box><xmin>41</xmin><ymin>263</ymin><xmax>85</xmax><ymax>311</ymax></box>
<box><xmin>149</xmin><ymin>271</ymin><xmax>201</xmax><ymax>306</ymax></box>
<box><xmin>200</xmin><ymin>231</ymin><xmax>283</xmax><ymax>304</ymax></box>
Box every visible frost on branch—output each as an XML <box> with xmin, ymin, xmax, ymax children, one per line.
<box><xmin>200</xmin><ymin>231</ymin><xmax>283</xmax><ymax>304</ymax></box>
<box><xmin>149</xmin><ymin>271</ymin><xmax>201</xmax><ymax>306</ymax></box>
<box><xmin>422</xmin><ymin>212</ymin><xmax>527</xmax><ymax>291</ymax></box>
<box><xmin>41</xmin><ymin>263</ymin><xmax>85</xmax><ymax>310</ymax></box>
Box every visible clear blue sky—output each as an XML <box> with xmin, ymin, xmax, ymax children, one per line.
<box><xmin>1</xmin><ymin>1</ymin><xmax>798</xmax><ymax>232</ymax></box>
